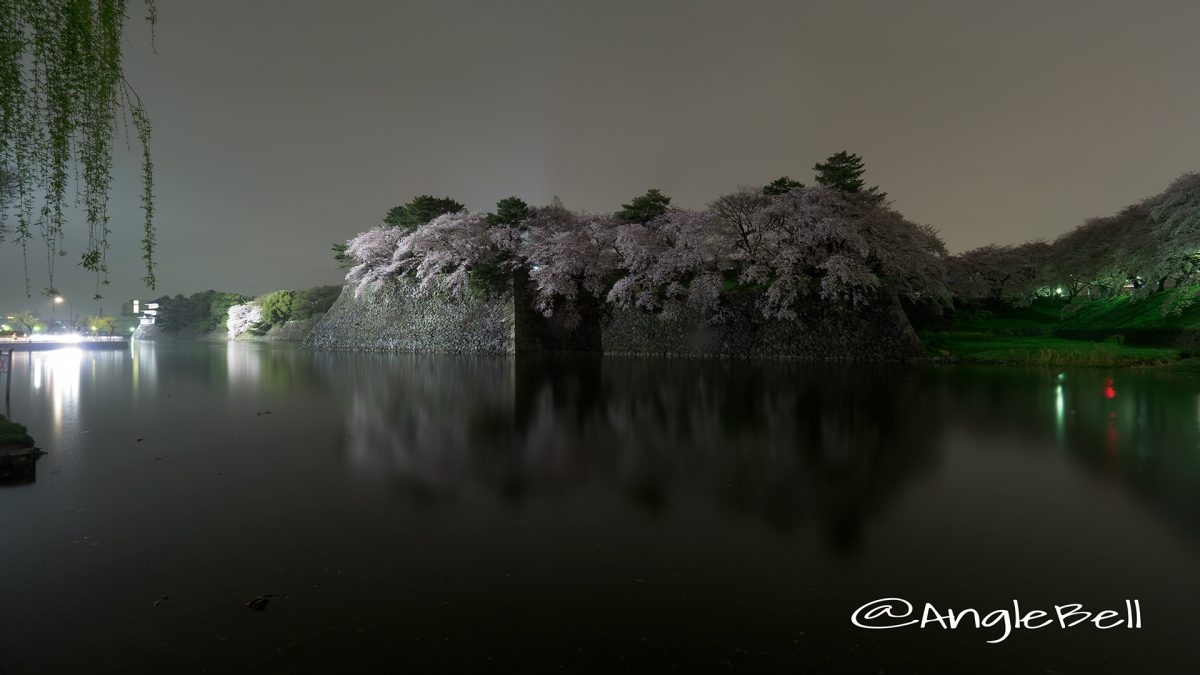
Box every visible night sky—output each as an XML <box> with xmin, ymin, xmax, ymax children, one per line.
<box><xmin>3</xmin><ymin>0</ymin><xmax>1199</xmax><ymax>314</ymax></box>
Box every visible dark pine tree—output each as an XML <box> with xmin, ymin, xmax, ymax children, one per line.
<box><xmin>384</xmin><ymin>195</ymin><xmax>465</xmax><ymax>231</ymax></box>
<box><xmin>616</xmin><ymin>188</ymin><xmax>672</xmax><ymax>224</ymax></box>
<box><xmin>763</xmin><ymin>176</ymin><xmax>804</xmax><ymax>196</ymax></box>
<box><xmin>813</xmin><ymin>151</ymin><xmax>887</xmax><ymax>201</ymax></box>
<box><xmin>487</xmin><ymin>196</ymin><xmax>531</xmax><ymax>227</ymax></box>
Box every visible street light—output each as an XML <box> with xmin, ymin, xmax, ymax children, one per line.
<box><xmin>51</xmin><ymin>295</ymin><xmax>74</xmax><ymax>330</ymax></box>
<box><xmin>49</xmin><ymin>294</ymin><xmax>63</xmax><ymax>328</ymax></box>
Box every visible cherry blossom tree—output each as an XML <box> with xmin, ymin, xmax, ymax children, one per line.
<box><xmin>741</xmin><ymin>187</ymin><xmax>949</xmax><ymax>319</ymax></box>
<box><xmin>343</xmin><ymin>226</ymin><xmax>407</xmax><ymax>291</ymax></box>
<box><xmin>1144</xmin><ymin>174</ymin><xmax>1200</xmax><ymax>292</ymax></box>
<box><xmin>607</xmin><ymin>209</ymin><xmax>733</xmax><ymax>316</ymax></box>
<box><xmin>227</xmin><ymin>303</ymin><xmax>262</xmax><ymax>338</ymax></box>
<box><xmin>518</xmin><ymin>204</ymin><xmax>621</xmax><ymax>321</ymax></box>
<box><xmin>390</xmin><ymin>210</ymin><xmax>519</xmax><ymax>296</ymax></box>
<box><xmin>710</xmin><ymin>187</ymin><xmax>770</xmax><ymax>261</ymax></box>
<box><xmin>947</xmin><ymin>241</ymin><xmax>1050</xmax><ymax>304</ymax></box>
<box><xmin>338</xmin><ymin>186</ymin><xmax>951</xmax><ymax>324</ymax></box>
<box><xmin>344</xmin><ymin>211</ymin><xmax>520</xmax><ymax>297</ymax></box>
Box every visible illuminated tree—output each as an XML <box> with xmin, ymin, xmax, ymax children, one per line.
<box><xmin>12</xmin><ymin>310</ymin><xmax>39</xmax><ymax>334</ymax></box>
<box><xmin>390</xmin><ymin>210</ymin><xmax>519</xmax><ymax>296</ymax></box>
<box><xmin>226</xmin><ymin>303</ymin><xmax>261</xmax><ymax>338</ymax></box>
<box><xmin>519</xmin><ymin>204</ymin><xmax>621</xmax><ymax>321</ymax></box>
<box><xmin>0</xmin><ymin>0</ymin><xmax>158</xmax><ymax>298</ymax></box>
<box><xmin>1145</xmin><ymin>174</ymin><xmax>1200</xmax><ymax>290</ymax></box>
<box><xmin>339</xmin><ymin>178</ymin><xmax>953</xmax><ymax>326</ymax></box>
<box><xmin>84</xmin><ymin>314</ymin><xmax>116</xmax><ymax>335</ymax></box>
<box><xmin>343</xmin><ymin>226</ymin><xmax>407</xmax><ymax>291</ymax></box>
<box><xmin>608</xmin><ymin>209</ymin><xmax>732</xmax><ymax>316</ymax></box>
<box><xmin>743</xmin><ymin>187</ymin><xmax>947</xmax><ymax>319</ymax></box>
<box><xmin>258</xmin><ymin>290</ymin><xmax>295</xmax><ymax>326</ymax></box>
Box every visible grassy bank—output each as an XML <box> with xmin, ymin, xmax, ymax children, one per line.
<box><xmin>0</xmin><ymin>414</ymin><xmax>35</xmax><ymax>448</ymax></box>
<box><xmin>922</xmin><ymin>287</ymin><xmax>1200</xmax><ymax>366</ymax></box>
<box><xmin>922</xmin><ymin>331</ymin><xmax>1179</xmax><ymax>366</ymax></box>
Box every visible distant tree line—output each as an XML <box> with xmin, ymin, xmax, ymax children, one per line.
<box><xmin>338</xmin><ymin>151</ymin><xmax>950</xmax><ymax>325</ymax></box>
<box><xmin>948</xmin><ymin>173</ymin><xmax>1200</xmax><ymax>314</ymax></box>
<box><xmin>154</xmin><ymin>285</ymin><xmax>340</xmax><ymax>336</ymax></box>
<box><xmin>154</xmin><ymin>291</ymin><xmax>252</xmax><ymax>335</ymax></box>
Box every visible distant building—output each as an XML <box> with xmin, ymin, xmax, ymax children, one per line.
<box><xmin>125</xmin><ymin>299</ymin><xmax>160</xmax><ymax>325</ymax></box>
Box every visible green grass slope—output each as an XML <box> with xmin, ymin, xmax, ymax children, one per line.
<box><xmin>922</xmin><ymin>287</ymin><xmax>1200</xmax><ymax>366</ymax></box>
<box><xmin>1058</xmin><ymin>290</ymin><xmax>1200</xmax><ymax>331</ymax></box>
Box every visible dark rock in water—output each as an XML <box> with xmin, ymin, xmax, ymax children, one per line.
<box><xmin>0</xmin><ymin>446</ymin><xmax>40</xmax><ymax>484</ymax></box>
<box><xmin>245</xmin><ymin>595</ymin><xmax>274</xmax><ymax>611</ymax></box>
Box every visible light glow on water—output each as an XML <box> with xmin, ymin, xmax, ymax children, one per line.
<box><xmin>29</xmin><ymin>347</ymin><xmax>83</xmax><ymax>429</ymax></box>
<box><xmin>1056</xmin><ymin>382</ymin><xmax>1066</xmax><ymax>441</ymax></box>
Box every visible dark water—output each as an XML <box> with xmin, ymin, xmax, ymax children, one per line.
<box><xmin>1</xmin><ymin>342</ymin><xmax>1199</xmax><ymax>674</ymax></box>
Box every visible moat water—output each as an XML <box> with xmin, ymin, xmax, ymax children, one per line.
<box><xmin>1</xmin><ymin>342</ymin><xmax>1198</xmax><ymax>673</ymax></box>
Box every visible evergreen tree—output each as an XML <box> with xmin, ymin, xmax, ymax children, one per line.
<box><xmin>813</xmin><ymin>151</ymin><xmax>886</xmax><ymax>201</ymax></box>
<box><xmin>383</xmin><ymin>195</ymin><xmax>465</xmax><ymax>231</ymax></box>
<box><xmin>763</xmin><ymin>176</ymin><xmax>804</xmax><ymax>196</ymax></box>
<box><xmin>616</xmin><ymin>188</ymin><xmax>672</xmax><ymax>224</ymax></box>
<box><xmin>331</xmin><ymin>242</ymin><xmax>351</xmax><ymax>268</ymax></box>
<box><xmin>487</xmin><ymin>196</ymin><xmax>531</xmax><ymax>227</ymax></box>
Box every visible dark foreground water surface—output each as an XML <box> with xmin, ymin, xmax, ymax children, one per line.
<box><xmin>2</xmin><ymin>342</ymin><xmax>1199</xmax><ymax>673</ymax></box>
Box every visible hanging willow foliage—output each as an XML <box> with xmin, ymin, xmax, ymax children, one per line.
<box><xmin>0</xmin><ymin>0</ymin><xmax>156</xmax><ymax>300</ymax></box>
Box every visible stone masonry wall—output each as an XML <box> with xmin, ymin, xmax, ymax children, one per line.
<box><xmin>305</xmin><ymin>275</ymin><xmax>925</xmax><ymax>360</ymax></box>
<box><xmin>601</xmin><ymin>290</ymin><xmax>925</xmax><ymax>360</ymax></box>
<box><xmin>303</xmin><ymin>278</ymin><xmax>515</xmax><ymax>353</ymax></box>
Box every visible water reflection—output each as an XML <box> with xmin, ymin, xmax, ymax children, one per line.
<box><xmin>28</xmin><ymin>348</ymin><xmax>83</xmax><ymax>428</ymax></box>
<box><xmin>14</xmin><ymin>342</ymin><xmax>1200</xmax><ymax>549</ymax></box>
<box><xmin>925</xmin><ymin>367</ymin><xmax>1200</xmax><ymax>539</ymax></box>
<box><xmin>6</xmin><ymin>344</ymin><xmax>1200</xmax><ymax>672</ymax></box>
<box><xmin>299</xmin><ymin>354</ymin><xmax>1200</xmax><ymax>551</ymax></box>
<box><xmin>317</xmin><ymin>355</ymin><xmax>944</xmax><ymax>551</ymax></box>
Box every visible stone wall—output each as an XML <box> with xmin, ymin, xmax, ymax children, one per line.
<box><xmin>601</xmin><ymin>290</ymin><xmax>925</xmax><ymax>360</ymax></box>
<box><xmin>511</xmin><ymin>268</ymin><xmax>604</xmax><ymax>353</ymax></box>
<box><xmin>303</xmin><ymin>278</ymin><xmax>516</xmax><ymax>353</ymax></box>
<box><xmin>131</xmin><ymin>324</ymin><xmax>160</xmax><ymax>341</ymax></box>
<box><xmin>306</xmin><ymin>274</ymin><xmax>924</xmax><ymax>360</ymax></box>
<box><xmin>258</xmin><ymin>316</ymin><xmax>323</xmax><ymax>341</ymax></box>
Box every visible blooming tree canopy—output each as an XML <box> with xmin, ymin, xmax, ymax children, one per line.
<box><xmin>339</xmin><ymin>186</ymin><xmax>952</xmax><ymax>323</ymax></box>
<box><xmin>739</xmin><ymin>187</ymin><xmax>949</xmax><ymax>319</ymax></box>
<box><xmin>227</xmin><ymin>303</ymin><xmax>262</xmax><ymax>338</ymax></box>
<box><xmin>607</xmin><ymin>209</ymin><xmax>731</xmax><ymax>317</ymax></box>
<box><xmin>518</xmin><ymin>205</ymin><xmax>620</xmax><ymax>321</ymax></box>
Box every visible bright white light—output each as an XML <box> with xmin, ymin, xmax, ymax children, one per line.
<box><xmin>29</xmin><ymin>332</ymin><xmax>83</xmax><ymax>343</ymax></box>
<box><xmin>54</xmin><ymin>296</ymin><xmax>64</xmax><ymax>304</ymax></box>
<box><xmin>90</xmin><ymin>326</ymin><xmax>97</xmax><ymax>331</ymax></box>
